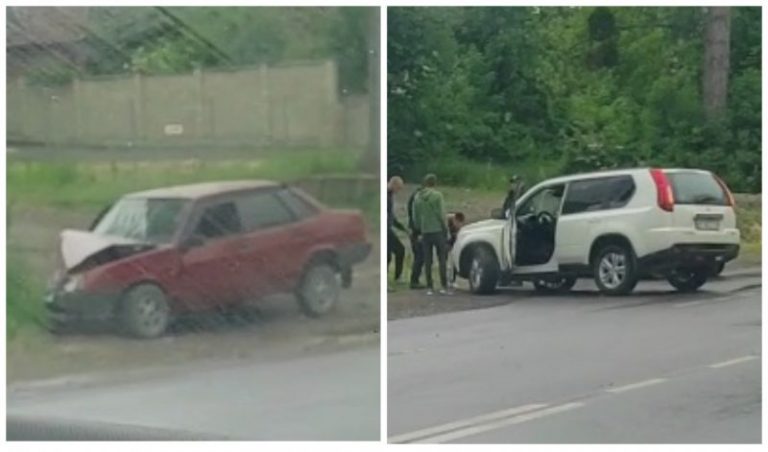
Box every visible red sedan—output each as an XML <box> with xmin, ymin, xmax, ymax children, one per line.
<box><xmin>46</xmin><ymin>180</ymin><xmax>371</xmax><ymax>338</ymax></box>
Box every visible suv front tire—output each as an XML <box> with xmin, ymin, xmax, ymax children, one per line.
<box><xmin>468</xmin><ymin>246</ymin><xmax>500</xmax><ymax>295</ymax></box>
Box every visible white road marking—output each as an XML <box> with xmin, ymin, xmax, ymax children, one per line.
<box><xmin>388</xmin><ymin>403</ymin><xmax>546</xmax><ymax>443</ymax></box>
<box><xmin>709</xmin><ymin>355</ymin><xmax>758</xmax><ymax>369</ymax></box>
<box><xmin>605</xmin><ymin>378</ymin><xmax>667</xmax><ymax>394</ymax></box>
<box><xmin>412</xmin><ymin>402</ymin><xmax>585</xmax><ymax>443</ymax></box>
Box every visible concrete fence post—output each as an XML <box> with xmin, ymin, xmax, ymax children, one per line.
<box><xmin>72</xmin><ymin>77</ymin><xmax>83</xmax><ymax>143</ymax></box>
<box><xmin>260</xmin><ymin>64</ymin><xmax>272</xmax><ymax>145</ymax></box>
<box><xmin>133</xmin><ymin>72</ymin><xmax>145</xmax><ymax>145</ymax></box>
<box><xmin>16</xmin><ymin>77</ymin><xmax>28</xmax><ymax>141</ymax></box>
<box><xmin>194</xmin><ymin>67</ymin><xmax>206</xmax><ymax>144</ymax></box>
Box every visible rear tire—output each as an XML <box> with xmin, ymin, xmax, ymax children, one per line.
<box><xmin>119</xmin><ymin>283</ymin><xmax>170</xmax><ymax>339</ymax></box>
<box><xmin>297</xmin><ymin>262</ymin><xmax>340</xmax><ymax>317</ymax></box>
<box><xmin>533</xmin><ymin>276</ymin><xmax>577</xmax><ymax>294</ymax></box>
<box><xmin>592</xmin><ymin>244</ymin><xmax>638</xmax><ymax>296</ymax></box>
<box><xmin>667</xmin><ymin>268</ymin><xmax>709</xmax><ymax>292</ymax></box>
<box><xmin>468</xmin><ymin>246</ymin><xmax>500</xmax><ymax>295</ymax></box>
<box><xmin>711</xmin><ymin>261</ymin><xmax>726</xmax><ymax>276</ymax></box>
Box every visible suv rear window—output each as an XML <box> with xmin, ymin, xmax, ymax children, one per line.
<box><xmin>666</xmin><ymin>171</ymin><xmax>727</xmax><ymax>206</ymax></box>
<box><xmin>562</xmin><ymin>176</ymin><xmax>636</xmax><ymax>215</ymax></box>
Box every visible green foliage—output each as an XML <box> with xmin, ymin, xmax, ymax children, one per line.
<box><xmin>389</xmin><ymin>7</ymin><xmax>761</xmax><ymax>193</ymax></box>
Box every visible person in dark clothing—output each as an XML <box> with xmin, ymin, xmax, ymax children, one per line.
<box><xmin>406</xmin><ymin>184</ymin><xmax>425</xmax><ymax>289</ymax></box>
<box><xmin>502</xmin><ymin>175</ymin><xmax>524</xmax><ymax>218</ymax></box>
<box><xmin>387</xmin><ymin>176</ymin><xmax>407</xmax><ymax>286</ymax></box>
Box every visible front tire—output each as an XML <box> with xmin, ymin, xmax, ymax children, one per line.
<box><xmin>593</xmin><ymin>244</ymin><xmax>638</xmax><ymax>295</ymax></box>
<box><xmin>667</xmin><ymin>268</ymin><xmax>709</xmax><ymax>292</ymax></box>
<box><xmin>119</xmin><ymin>283</ymin><xmax>170</xmax><ymax>339</ymax></box>
<box><xmin>468</xmin><ymin>246</ymin><xmax>500</xmax><ymax>295</ymax></box>
<box><xmin>533</xmin><ymin>276</ymin><xmax>577</xmax><ymax>294</ymax></box>
<box><xmin>297</xmin><ymin>262</ymin><xmax>340</xmax><ymax>317</ymax></box>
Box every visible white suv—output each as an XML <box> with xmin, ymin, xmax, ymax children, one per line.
<box><xmin>451</xmin><ymin>168</ymin><xmax>740</xmax><ymax>295</ymax></box>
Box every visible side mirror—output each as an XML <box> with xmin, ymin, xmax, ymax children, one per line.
<box><xmin>179</xmin><ymin>235</ymin><xmax>205</xmax><ymax>252</ymax></box>
<box><xmin>490</xmin><ymin>208</ymin><xmax>504</xmax><ymax>219</ymax></box>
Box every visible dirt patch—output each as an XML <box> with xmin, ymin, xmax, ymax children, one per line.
<box><xmin>7</xmin><ymin>258</ymin><xmax>379</xmax><ymax>383</ymax></box>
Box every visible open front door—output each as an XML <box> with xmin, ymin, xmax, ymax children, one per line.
<box><xmin>501</xmin><ymin>179</ymin><xmax>524</xmax><ymax>271</ymax></box>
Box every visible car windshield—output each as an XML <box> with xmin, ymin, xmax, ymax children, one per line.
<box><xmin>92</xmin><ymin>198</ymin><xmax>188</xmax><ymax>243</ymax></box>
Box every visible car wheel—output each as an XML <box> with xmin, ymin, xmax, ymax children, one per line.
<box><xmin>667</xmin><ymin>267</ymin><xmax>709</xmax><ymax>292</ymax></box>
<box><xmin>593</xmin><ymin>244</ymin><xmax>638</xmax><ymax>296</ymax></box>
<box><xmin>297</xmin><ymin>262</ymin><xmax>340</xmax><ymax>317</ymax></box>
<box><xmin>533</xmin><ymin>276</ymin><xmax>577</xmax><ymax>294</ymax></box>
<box><xmin>711</xmin><ymin>261</ymin><xmax>726</xmax><ymax>277</ymax></box>
<box><xmin>468</xmin><ymin>246</ymin><xmax>499</xmax><ymax>295</ymax></box>
<box><xmin>119</xmin><ymin>283</ymin><xmax>170</xmax><ymax>339</ymax></box>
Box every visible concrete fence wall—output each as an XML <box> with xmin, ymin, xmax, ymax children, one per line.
<box><xmin>7</xmin><ymin>60</ymin><xmax>370</xmax><ymax>150</ymax></box>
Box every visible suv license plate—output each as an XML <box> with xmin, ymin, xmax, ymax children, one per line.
<box><xmin>695</xmin><ymin>219</ymin><xmax>720</xmax><ymax>231</ymax></box>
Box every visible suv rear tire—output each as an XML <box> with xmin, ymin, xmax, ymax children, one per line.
<box><xmin>533</xmin><ymin>276</ymin><xmax>577</xmax><ymax>294</ymax></box>
<box><xmin>592</xmin><ymin>244</ymin><xmax>638</xmax><ymax>296</ymax></box>
<box><xmin>119</xmin><ymin>283</ymin><xmax>170</xmax><ymax>339</ymax></box>
<box><xmin>297</xmin><ymin>262</ymin><xmax>340</xmax><ymax>317</ymax></box>
<box><xmin>667</xmin><ymin>267</ymin><xmax>709</xmax><ymax>292</ymax></box>
<box><xmin>468</xmin><ymin>246</ymin><xmax>500</xmax><ymax>295</ymax></box>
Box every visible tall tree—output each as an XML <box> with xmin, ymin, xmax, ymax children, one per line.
<box><xmin>703</xmin><ymin>7</ymin><xmax>731</xmax><ymax>121</ymax></box>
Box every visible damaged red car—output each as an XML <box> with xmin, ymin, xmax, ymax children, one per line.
<box><xmin>45</xmin><ymin>180</ymin><xmax>371</xmax><ymax>338</ymax></box>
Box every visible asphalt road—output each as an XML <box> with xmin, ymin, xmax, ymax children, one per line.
<box><xmin>7</xmin><ymin>341</ymin><xmax>380</xmax><ymax>441</ymax></box>
<box><xmin>388</xmin><ymin>273</ymin><xmax>762</xmax><ymax>444</ymax></box>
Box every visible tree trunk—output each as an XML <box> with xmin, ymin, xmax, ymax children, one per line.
<box><xmin>703</xmin><ymin>7</ymin><xmax>730</xmax><ymax>122</ymax></box>
<box><xmin>361</xmin><ymin>7</ymin><xmax>380</xmax><ymax>173</ymax></box>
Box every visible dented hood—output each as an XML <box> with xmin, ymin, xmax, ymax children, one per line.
<box><xmin>60</xmin><ymin>229</ymin><xmax>152</xmax><ymax>271</ymax></box>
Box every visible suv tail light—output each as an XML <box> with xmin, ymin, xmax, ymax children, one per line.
<box><xmin>713</xmin><ymin>174</ymin><xmax>736</xmax><ymax>207</ymax></box>
<box><xmin>650</xmin><ymin>168</ymin><xmax>674</xmax><ymax>212</ymax></box>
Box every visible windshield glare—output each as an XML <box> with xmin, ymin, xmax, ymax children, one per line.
<box><xmin>93</xmin><ymin>198</ymin><xmax>188</xmax><ymax>243</ymax></box>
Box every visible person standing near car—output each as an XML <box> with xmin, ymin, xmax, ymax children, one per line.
<box><xmin>502</xmin><ymin>175</ymin><xmax>524</xmax><ymax>218</ymax></box>
<box><xmin>413</xmin><ymin>174</ymin><xmax>451</xmax><ymax>295</ymax></box>
<box><xmin>388</xmin><ymin>176</ymin><xmax>407</xmax><ymax>289</ymax></box>
<box><xmin>407</xmin><ymin>183</ymin><xmax>425</xmax><ymax>289</ymax></box>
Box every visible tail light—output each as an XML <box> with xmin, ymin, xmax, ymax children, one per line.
<box><xmin>713</xmin><ymin>174</ymin><xmax>736</xmax><ymax>207</ymax></box>
<box><xmin>649</xmin><ymin>168</ymin><xmax>674</xmax><ymax>212</ymax></box>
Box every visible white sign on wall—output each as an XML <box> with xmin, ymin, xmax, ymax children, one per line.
<box><xmin>164</xmin><ymin>124</ymin><xmax>184</xmax><ymax>136</ymax></box>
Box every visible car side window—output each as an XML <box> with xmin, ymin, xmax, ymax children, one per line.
<box><xmin>237</xmin><ymin>191</ymin><xmax>296</xmax><ymax>231</ymax></box>
<box><xmin>517</xmin><ymin>185</ymin><xmax>565</xmax><ymax>217</ymax></box>
<box><xmin>194</xmin><ymin>201</ymin><xmax>242</xmax><ymax>239</ymax></box>
<box><xmin>276</xmin><ymin>188</ymin><xmax>318</xmax><ymax>220</ymax></box>
<box><xmin>562</xmin><ymin>176</ymin><xmax>636</xmax><ymax>215</ymax></box>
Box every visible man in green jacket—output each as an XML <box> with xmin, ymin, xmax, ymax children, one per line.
<box><xmin>413</xmin><ymin>173</ymin><xmax>451</xmax><ymax>295</ymax></box>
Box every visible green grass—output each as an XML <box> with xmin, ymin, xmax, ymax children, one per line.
<box><xmin>399</xmin><ymin>155</ymin><xmax>566</xmax><ymax>192</ymax></box>
<box><xmin>8</xmin><ymin>149</ymin><xmax>364</xmax><ymax>209</ymax></box>
<box><xmin>7</xmin><ymin>252</ymin><xmax>46</xmax><ymax>340</ymax></box>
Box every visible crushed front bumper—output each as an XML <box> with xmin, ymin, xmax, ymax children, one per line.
<box><xmin>44</xmin><ymin>290</ymin><xmax>119</xmax><ymax>324</ymax></box>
